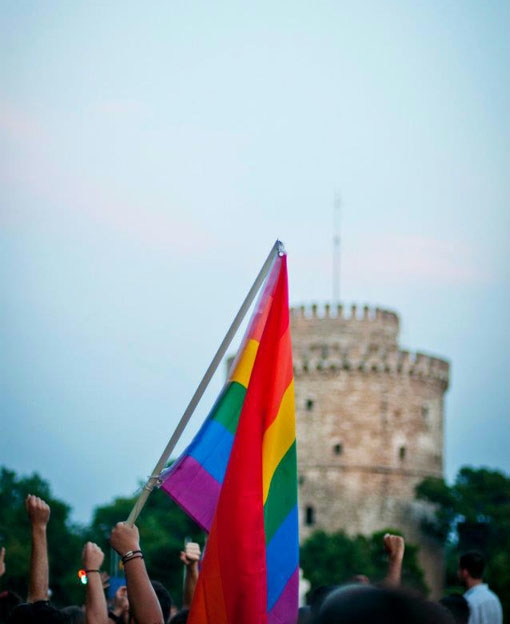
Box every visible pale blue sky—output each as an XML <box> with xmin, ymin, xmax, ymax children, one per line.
<box><xmin>1</xmin><ymin>1</ymin><xmax>509</xmax><ymax>524</ymax></box>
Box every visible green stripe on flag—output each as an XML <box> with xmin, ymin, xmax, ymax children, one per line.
<box><xmin>264</xmin><ymin>441</ymin><xmax>298</xmax><ymax>544</ymax></box>
<box><xmin>211</xmin><ymin>381</ymin><xmax>246</xmax><ymax>434</ymax></box>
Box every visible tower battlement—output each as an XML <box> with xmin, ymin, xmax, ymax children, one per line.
<box><xmin>291</xmin><ymin>303</ymin><xmax>400</xmax><ymax>354</ymax></box>
<box><xmin>291</xmin><ymin>303</ymin><xmax>449</xmax><ymax>389</ymax></box>
<box><xmin>293</xmin><ymin>347</ymin><xmax>449</xmax><ymax>390</ymax></box>
<box><xmin>291</xmin><ymin>303</ymin><xmax>399</xmax><ymax>325</ymax></box>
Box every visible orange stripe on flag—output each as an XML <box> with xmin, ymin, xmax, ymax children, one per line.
<box><xmin>262</xmin><ymin>326</ymin><xmax>293</xmax><ymax>432</ymax></box>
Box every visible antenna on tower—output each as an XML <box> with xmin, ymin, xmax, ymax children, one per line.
<box><xmin>333</xmin><ymin>193</ymin><xmax>341</xmax><ymax>305</ymax></box>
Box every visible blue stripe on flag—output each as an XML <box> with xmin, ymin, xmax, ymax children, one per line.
<box><xmin>188</xmin><ymin>419</ymin><xmax>234</xmax><ymax>484</ymax></box>
<box><xmin>266</xmin><ymin>504</ymin><xmax>299</xmax><ymax>611</ymax></box>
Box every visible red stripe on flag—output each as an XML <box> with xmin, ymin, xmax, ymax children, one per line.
<box><xmin>187</xmin><ymin>523</ymin><xmax>228</xmax><ymax>622</ymax></box>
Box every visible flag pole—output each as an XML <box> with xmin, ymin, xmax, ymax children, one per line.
<box><xmin>126</xmin><ymin>240</ymin><xmax>284</xmax><ymax>526</ymax></box>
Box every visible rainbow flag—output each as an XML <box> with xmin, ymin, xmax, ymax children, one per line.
<box><xmin>160</xmin><ymin>253</ymin><xmax>298</xmax><ymax>624</ymax></box>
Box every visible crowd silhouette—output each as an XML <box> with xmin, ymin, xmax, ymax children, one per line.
<box><xmin>0</xmin><ymin>495</ymin><xmax>503</xmax><ymax>624</ymax></box>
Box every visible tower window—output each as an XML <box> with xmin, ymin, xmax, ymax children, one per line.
<box><xmin>399</xmin><ymin>446</ymin><xmax>407</xmax><ymax>461</ymax></box>
<box><xmin>306</xmin><ymin>398</ymin><xmax>314</xmax><ymax>411</ymax></box>
<box><xmin>333</xmin><ymin>443</ymin><xmax>343</xmax><ymax>456</ymax></box>
<box><xmin>421</xmin><ymin>405</ymin><xmax>430</xmax><ymax>419</ymax></box>
<box><xmin>305</xmin><ymin>505</ymin><xmax>316</xmax><ymax>526</ymax></box>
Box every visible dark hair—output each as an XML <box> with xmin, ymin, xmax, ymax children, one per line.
<box><xmin>297</xmin><ymin>605</ymin><xmax>312</xmax><ymax>623</ymax></box>
<box><xmin>150</xmin><ymin>581</ymin><xmax>172</xmax><ymax>624</ymax></box>
<box><xmin>7</xmin><ymin>602</ymin><xmax>67</xmax><ymax>624</ymax></box>
<box><xmin>0</xmin><ymin>590</ymin><xmax>22</xmax><ymax>623</ymax></box>
<box><xmin>60</xmin><ymin>606</ymin><xmax>85</xmax><ymax>624</ymax></box>
<box><xmin>308</xmin><ymin>585</ymin><xmax>339</xmax><ymax>613</ymax></box>
<box><xmin>315</xmin><ymin>585</ymin><xmax>455</xmax><ymax>624</ymax></box>
<box><xmin>439</xmin><ymin>594</ymin><xmax>470</xmax><ymax>624</ymax></box>
<box><xmin>459</xmin><ymin>551</ymin><xmax>485</xmax><ymax>579</ymax></box>
<box><xmin>169</xmin><ymin>608</ymin><xmax>189</xmax><ymax>624</ymax></box>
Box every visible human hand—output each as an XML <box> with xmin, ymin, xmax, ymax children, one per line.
<box><xmin>383</xmin><ymin>533</ymin><xmax>405</xmax><ymax>561</ymax></box>
<box><xmin>82</xmin><ymin>542</ymin><xmax>104</xmax><ymax>571</ymax></box>
<box><xmin>110</xmin><ymin>522</ymin><xmax>140</xmax><ymax>557</ymax></box>
<box><xmin>25</xmin><ymin>495</ymin><xmax>51</xmax><ymax>527</ymax></box>
<box><xmin>0</xmin><ymin>547</ymin><xmax>5</xmax><ymax>577</ymax></box>
<box><xmin>100</xmin><ymin>571</ymin><xmax>110</xmax><ymax>590</ymax></box>
<box><xmin>180</xmin><ymin>542</ymin><xmax>201</xmax><ymax>566</ymax></box>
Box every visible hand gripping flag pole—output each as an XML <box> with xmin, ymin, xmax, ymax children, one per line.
<box><xmin>126</xmin><ymin>240</ymin><xmax>285</xmax><ymax>526</ymax></box>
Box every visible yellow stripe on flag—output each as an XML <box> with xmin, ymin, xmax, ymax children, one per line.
<box><xmin>262</xmin><ymin>380</ymin><xmax>295</xmax><ymax>503</ymax></box>
<box><xmin>230</xmin><ymin>338</ymin><xmax>259</xmax><ymax>388</ymax></box>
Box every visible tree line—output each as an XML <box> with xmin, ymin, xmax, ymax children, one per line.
<box><xmin>0</xmin><ymin>465</ymin><xmax>508</xmax><ymax>619</ymax></box>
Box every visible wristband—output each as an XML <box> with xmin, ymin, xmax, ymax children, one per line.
<box><xmin>122</xmin><ymin>553</ymin><xmax>144</xmax><ymax>564</ymax></box>
<box><xmin>121</xmin><ymin>549</ymin><xmax>142</xmax><ymax>562</ymax></box>
<box><xmin>85</xmin><ymin>569</ymin><xmax>100</xmax><ymax>574</ymax></box>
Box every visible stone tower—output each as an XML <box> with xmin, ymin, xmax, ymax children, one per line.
<box><xmin>291</xmin><ymin>303</ymin><xmax>450</xmax><ymax>597</ymax></box>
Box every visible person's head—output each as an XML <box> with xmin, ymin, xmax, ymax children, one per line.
<box><xmin>112</xmin><ymin>585</ymin><xmax>129</xmax><ymax>614</ymax></box>
<box><xmin>7</xmin><ymin>602</ymin><xmax>67</xmax><ymax>624</ymax></box>
<box><xmin>297</xmin><ymin>605</ymin><xmax>312</xmax><ymax>624</ymax></box>
<box><xmin>439</xmin><ymin>594</ymin><xmax>470</xmax><ymax>624</ymax></box>
<box><xmin>308</xmin><ymin>585</ymin><xmax>339</xmax><ymax>614</ymax></box>
<box><xmin>59</xmin><ymin>606</ymin><xmax>85</xmax><ymax>624</ymax></box>
<box><xmin>315</xmin><ymin>584</ymin><xmax>455</xmax><ymax>624</ymax></box>
<box><xmin>458</xmin><ymin>551</ymin><xmax>485</xmax><ymax>583</ymax></box>
<box><xmin>0</xmin><ymin>590</ymin><xmax>22</xmax><ymax>623</ymax></box>
<box><xmin>169</xmin><ymin>609</ymin><xmax>189</xmax><ymax>624</ymax></box>
<box><xmin>150</xmin><ymin>581</ymin><xmax>172</xmax><ymax>624</ymax></box>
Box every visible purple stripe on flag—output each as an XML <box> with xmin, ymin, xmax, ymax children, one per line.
<box><xmin>267</xmin><ymin>566</ymin><xmax>299</xmax><ymax>624</ymax></box>
<box><xmin>266</xmin><ymin>504</ymin><xmax>299</xmax><ymax>610</ymax></box>
<box><xmin>160</xmin><ymin>455</ymin><xmax>221</xmax><ymax>531</ymax></box>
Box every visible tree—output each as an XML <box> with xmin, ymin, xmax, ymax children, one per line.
<box><xmin>416</xmin><ymin>466</ymin><xmax>510</xmax><ymax>620</ymax></box>
<box><xmin>0</xmin><ymin>467</ymin><xmax>85</xmax><ymax>606</ymax></box>
<box><xmin>300</xmin><ymin>528</ymin><xmax>427</xmax><ymax>597</ymax></box>
<box><xmin>0</xmin><ymin>466</ymin><xmax>205</xmax><ymax>610</ymax></box>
